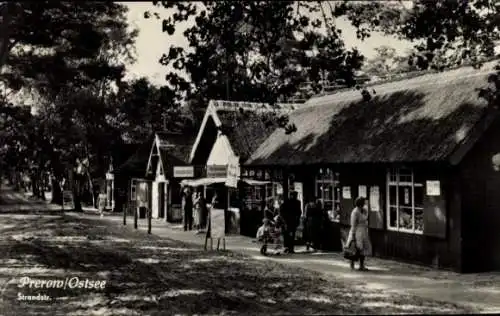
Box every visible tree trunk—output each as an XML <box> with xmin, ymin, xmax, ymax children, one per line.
<box><xmin>86</xmin><ymin>171</ymin><xmax>95</xmax><ymax>208</ymax></box>
<box><xmin>31</xmin><ymin>174</ymin><xmax>39</xmax><ymax>197</ymax></box>
<box><xmin>51</xmin><ymin>176</ymin><xmax>63</xmax><ymax>205</ymax></box>
<box><xmin>13</xmin><ymin>170</ymin><xmax>21</xmax><ymax>191</ymax></box>
<box><xmin>38</xmin><ymin>171</ymin><xmax>46</xmax><ymax>201</ymax></box>
<box><xmin>73</xmin><ymin>175</ymin><xmax>82</xmax><ymax>212</ymax></box>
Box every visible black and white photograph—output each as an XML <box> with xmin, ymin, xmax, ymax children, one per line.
<box><xmin>1</xmin><ymin>1</ymin><xmax>500</xmax><ymax>315</ymax></box>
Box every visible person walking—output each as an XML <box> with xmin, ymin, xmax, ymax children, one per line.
<box><xmin>193</xmin><ymin>188</ymin><xmax>205</xmax><ymax>234</ymax></box>
<box><xmin>182</xmin><ymin>186</ymin><xmax>193</xmax><ymax>231</ymax></box>
<box><xmin>303</xmin><ymin>198</ymin><xmax>316</xmax><ymax>251</ymax></box>
<box><xmin>281</xmin><ymin>191</ymin><xmax>302</xmax><ymax>254</ymax></box>
<box><xmin>345</xmin><ymin>196</ymin><xmax>372</xmax><ymax>271</ymax></box>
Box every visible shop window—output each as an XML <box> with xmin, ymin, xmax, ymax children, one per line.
<box><xmin>387</xmin><ymin>168</ymin><xmax>424</xmax><ymax>234</ymax></box>
<box><xmin>315</xmin><ymin>168</ymin><xmax>341</xmax><ymax>222</ymax></box>
<box><xmin>244</xmin><ymin>185</ymin><xmax>263</xmax><ymax>210</ymax></box>
<box><xmin>131</xmin><ymin>179</ymin><xmax>137</xmax><ymax>201</ymax></box>
<box><xmin>265</xmin><ymin>182</ymin><xmax>283</xmax><ymax>210</ymax></box>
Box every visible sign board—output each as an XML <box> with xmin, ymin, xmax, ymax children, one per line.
<box><xmin>426</xmin><ymin>180</ymin><xmax>441</xmax><ymax>196</ymax></box>
<box><xmin>358</xmin><ymin>185</ymin><xmax>367</xmax><ymax>198</ymax></box>
<box><xmin>98</xmin><ymin>193</ymin><xmax>107</xmax><ymax>210</ymax></box>
<box><xmin>207</xmin><ymin>165</ymin><xmax>227</xmax><ymax>178</ymax></box>
<box><xmin>210</xmin><ymin>208</ymin><xmax>225</xmax><ymax>238</ymax></box>
<box><xmin>342</xmin><ymin>186</ymin><xmax>351</xmax><ymax>199</ymax></box>
<box><xmin>62</xmin><ymin>190</ymin><xmax>74</xmax><ymax>210</ymax></box>
<box><xmin>137</xmin><ymin>182</ymin><xmax>148</xmax><ymax>207</ymax></box>
<box><xmin>226</xmin><ymin>156</ymin><xmax>240</xmax><ymax>188</ymax></box>
<box><xmin>174</xmin><ymin>166</ymin><xmax>194</xmax><ymax>178</ymax></box>
<box><xmin>369</xmin><ymin>186</ymin><xmax>380</xmax><ymax>212</ymax></box>
<box><xmin>105</xmin><ymin>173</ymin><xmax>114</xmax><ymax>180</ymax></box>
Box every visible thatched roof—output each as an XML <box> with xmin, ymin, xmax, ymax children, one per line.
<box><xmin>114</xmin><ymin>138</ymin><xmax>154</xmax><ymax>178</ymax></box>
<box><xmin>216</xmin><ymin>109</ymin><xmax>277</xmax><ymax>161</ymax></box>
<box><xmin>246</xmin><ymin>61</ymin><xmax>499</xmax><ymax>166</ymax></box>
<box><xmin>108</xmin><ymin>143</ymin><xmax>139</xmax><ymax>172</ymax></box>
<box><xmin>156</xmin><ymin>132</ymin><xmax>194</xmax><ymax>167</ymax></box>
<box><xmin>189</xmin><ymin>100</ymin><xmax>300</xmax><ymax>163</ymax></box>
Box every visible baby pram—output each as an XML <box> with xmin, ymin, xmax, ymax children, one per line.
<box><xmin>256</xmin><ymin>216</ymin><xmax>284</xmax><ymax>256</ymax></box>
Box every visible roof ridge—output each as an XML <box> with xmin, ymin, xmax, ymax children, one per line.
<box><xmin>305</xmin><ymin>61</ymin><xmax>498</xmax><ymax>107</ymax></box>
<box><xmin>309</xmin><ymin>57</ymin><xmax>500</xmax><ymax>101</ymax></box>
<box><xmin>209</xmin><ymin>99</ymin><xmax>301</xmax><ymax>113</ymax></box>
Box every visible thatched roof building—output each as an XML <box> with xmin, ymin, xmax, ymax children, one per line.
<box><xmin>246</xmin><ymin>61</ymin><xmax>499</xmax><ymax>166</ymax></box>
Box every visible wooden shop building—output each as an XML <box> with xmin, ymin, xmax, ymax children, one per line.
<box><xmin>244</xmin><ymin>61</ymin><xmax>500</xmax><ymax>272</ymax></box>
<box><xmin>183</xmin><ymin>100</ymin><xmax>299</xmax><ymax>236</ymax></box>
<box><xmin>144</xmin><ymin>131</ymin><xmax>198</xmax><ymax>222</ymax></box>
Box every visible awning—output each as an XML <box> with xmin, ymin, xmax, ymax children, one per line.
<box><xmin>180</xmin><ymin>177</ymin><xmax>271</xmax><ymax>187</ymax></box>
<box><xmin>242</xmin><ymin>179</ymin><xmax>271</xmax><ymax>186</ymax></box>
<box><xmin>180</xmin><ymin>177</ymin><xmax>226</xmax><ymax>187</ymax></box>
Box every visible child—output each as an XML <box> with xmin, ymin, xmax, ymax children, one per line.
<box><xmin>256</xmin><ymin>218</ymin><xmax>272</xmax><ymax>242</ymax></box>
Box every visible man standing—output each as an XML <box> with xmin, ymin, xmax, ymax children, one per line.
<box><xmin>182</xmin><ymin>186</ymin><xmax>193</xmax><ymax>231</ymax></box>
<box><xmin>281</xmin><ymin>191</ymin><xmax>302</xmax><ymax>253</ymax></box>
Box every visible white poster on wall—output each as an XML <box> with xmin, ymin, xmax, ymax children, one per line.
<box><xmin>426</xmin><ymin>180</ymin><xmax>441</xmax><ymax>196</ymax></box>
<box><xmin>342</xmin><ymin>186</ymin><xmax>351</xmax><ymax>199</ymax></box>
<box><xmin>369</xmin><ymin>186</ymin><xmax>380</xmax><ymax>211</ymax></box>
<box><xmin>404</xmin><ymin>188</ymin><xmax>410</xmax><ymax>205</ymax></box>
<box><xmin>358</xmin><ymin>185</ymin><xmax>367</xmax><ymax>198</ymax></box>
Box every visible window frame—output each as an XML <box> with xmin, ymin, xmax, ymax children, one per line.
<box><xmin>315</xmin><ymin>168</ymin><xmax>341</xmax><ymax>222</ymax></box>
<box><xmin>386</xmin><ymin>168</ymin><xmax>424</xmax><ymax>235</ymax></box>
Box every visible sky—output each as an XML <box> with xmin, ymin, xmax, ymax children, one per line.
<box><xmin>123</xmin><ymin>2</ymin><xmax>414</xmax><ymax>86</ymax></box>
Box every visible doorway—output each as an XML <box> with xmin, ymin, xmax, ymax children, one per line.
<box><xmin>158</xmin><ymin>182</ymin><xmax>165</xmax><ymax>218</ymax></box>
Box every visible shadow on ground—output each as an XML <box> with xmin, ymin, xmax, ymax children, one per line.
<box><xmin>0</xmin><ymin>215</ymin><xmax>475</xmax><ymax>316</ymax></box>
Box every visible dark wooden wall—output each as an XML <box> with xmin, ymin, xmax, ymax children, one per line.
<box><xmin>288</xmin><ymin>163</ymin><xmax>461</xmax><ymax>271</ymax></box>
<box><xmin>459</xmin><ymin>116</ymin><xmax>500</xmax><ymax>272</ymax></box>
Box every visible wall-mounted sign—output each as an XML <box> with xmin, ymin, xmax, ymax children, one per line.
<box><xmin>358</xmin><ymin>185</ymin><xmax>367</xmax><ymax>198</ymax></box>
<box><xmin>207</xmin><ymin>165</ymin><xmax>227</xmax><ymax>178</ymax></box>
<box><xmin>342</xmin><ymin>186</ymin><xmax>351</xmax><ymax>199</ymax></box>
<box><xmin>226</xmin><ymin>156</ymin><xmax>240</xmax><ymax>188</ymax></box>
<box><xmin>174</xmin><ymin>166</ymin><xmax>194</xmax><ymax>178</ymax></box>
<box><xmin>426</xmin><ymin>180</ymin><xmax>441</xmax><ymax>196</ymax></box>
<box><xmin>369</xmin><ymin>186</ymin><xmax>380</xmax><ymax>212</ymax></box>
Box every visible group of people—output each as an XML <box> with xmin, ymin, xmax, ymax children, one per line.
<box><xmin>261</xmin><ymin>191</ymin><xmax>304</xmax><ymax>254</ymax></box>
<box><xmin>181</xmin><ymin>186</ymin><xmax>208</xmax><ymax>233</ymax></box>
<box><xmin>260</xmin><ymin>191</ymin><xmax>372</xmax><ymax>271</ymax></box>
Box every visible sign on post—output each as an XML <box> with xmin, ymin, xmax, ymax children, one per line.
<box><xmin>205</xmin><ymin>207</ymin><xmax>226</xmax><ymax>251</ymax></box>
<box><xmin>210</xmin><ymin>208</ymin><xmax>225</xmax><ymax>239</ymax></box>
<box><xmin>174</xmin><ymin>166</ymin><xmax>194</xmax><ymax>178</ymax></box>
<box><xmin>62</xmin><ymin>191</ymin><xmax>74</xmax><ymax>210</ymax></box>
<box><xmin>226</xmin><ymin>156</ymin><xmax>240</xmax><ymax>188</ymax></box>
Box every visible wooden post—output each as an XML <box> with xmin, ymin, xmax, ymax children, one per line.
<box><xmin>123</xmin><ymin>204</ymin><xmax>127</xmax><ymax>225</ymax></box>
<box><xmin>223</xmin><ymin>238</ymin><xmax>226</xmax><ymax>251</ymax></box>
<box><xmin>204</xmin><ymin>211</ymin><xmax>210</xmax><ymax>251</ymax></box>
<box><xmin>148</xmin><ymin>207</ymin><xmax>152</xmax><ymax>234</ymax></box>
<box><xmin>216</xmin><ymin>238</ymin><xmax>220</xmax><ymax>250</ymax></box>
<box><xmin>134</xmin><ymin>206</ymin><xmax>138</xmax><ymax>229</ymax></box>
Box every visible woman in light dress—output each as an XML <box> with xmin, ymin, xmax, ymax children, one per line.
<box><xmin>346</xmin><ymin>196</ymin><xmax>372</xmax><ymax>271</ymax></box>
